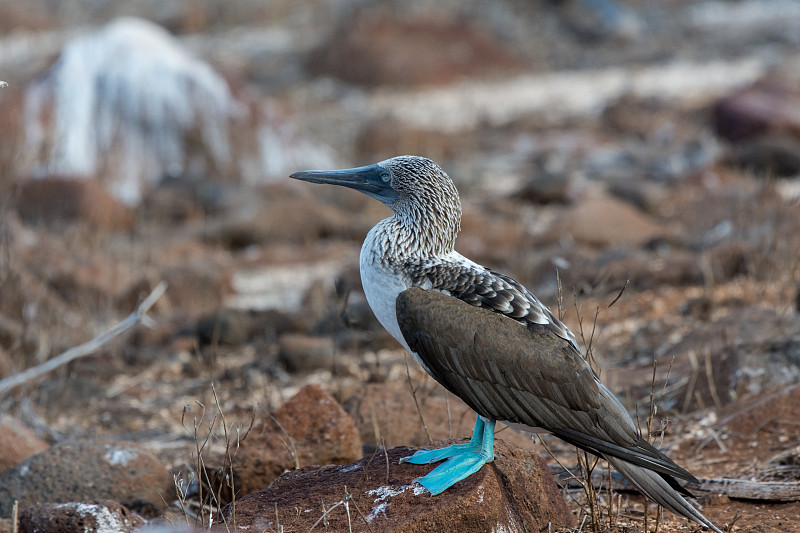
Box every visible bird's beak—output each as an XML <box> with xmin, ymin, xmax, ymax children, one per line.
<box><xmin>290</xmin><ymin>164</ymin><xmax>400</xmax><ymax>205</ymax></box>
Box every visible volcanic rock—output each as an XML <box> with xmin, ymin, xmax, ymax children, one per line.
<box><xmin>18</xmin><ymin>500</ymin><xmax>144</xmax><ymax>533</ymax></box>
<box><xmin>308</xmin><ymin>7</ymin><xmax>523</xmax><ymax>88</ymax></box>
<box><xmin>0</xmin><ymin>415</ymin><xmax>48</xmax><ymax>477</ymax></box>
<box><xmin>231</xmin><ymin>440</ymin><xmax>574</xmax><ymax>532</ymax></box>
<box><xmin>0</xmin><ymin>440</ymin><xmax>173</xmax><ymax>518</ymax></box>
<box><xmin>235</xmin><ymin>385</ymin><xmax>362</xmax><ymax>495</ymax></box>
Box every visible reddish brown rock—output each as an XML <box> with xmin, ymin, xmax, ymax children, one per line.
<box><xmin>0</xmin><ymin>415</ymin><xmax>49</xmax><ymax>476</ymax></box>
<box><xmin>560</xmin><ymin>193</ymin><xmax>664</xmax><ymax>248</ymax></box>
<box><xmin>0</xmin><ymin>440</ymin><xmax>173</xmax><ymax>518</ymax></box>
<box><xmin>235</xmin><ymin>385</ymin><xmax>362</xmax><ymax>495</ymax></box>
<box><xmin>309</xmin><ymin>8</ymin><xmax>523</xmax><ymax>88</ymax></box>
<box><xmin>231</xmin><ymin>440</ymin><xmax>574</xmax><ymax>532</ymax></box>
<box><xmin>18</xmin><ymin>500</ymin><xmax>144</xmax><ymax>533</ymax></box>
<box><xmin>718</xmin><ymin>382</ymin><xmax>800</xmax><ymax>436</ymax></box>
<box><xmin>343</xmin><ymin>381</ymin><xmax>546</xmax><ymax>454</ymax></box>
<box><xmin>344</xmin><ymin>381</ymin><xmax>475</xmax><ymax>449</ymax></box>
<box><xmin>15</xmin><ymin>177</ymin><xmax>134</xmax><ymax>231</ymax></box>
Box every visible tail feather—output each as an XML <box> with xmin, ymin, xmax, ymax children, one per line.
<box><xmin>606</xmin><ymin>456</ymin><xmax>722</xmax><ymax>533</ymax></box>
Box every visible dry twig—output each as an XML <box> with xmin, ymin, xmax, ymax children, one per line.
<box><xmin>0</xmin><ymin>281</ymin><xmax>166</xmax><ymax>397</ymax></box>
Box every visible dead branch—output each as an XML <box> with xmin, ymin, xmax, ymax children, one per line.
<box><xmin>550</xmin><ymin>464</ymin><xmax>800</xmax><ymax>501</ymax></box>
<box><xmin>0</xmin><ymin>281</ymin><xmax>167</xmax><ymax>397</ymax></box>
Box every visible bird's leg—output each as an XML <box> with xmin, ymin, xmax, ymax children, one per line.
<box><xmin>400</xmin><ymin>416</ymin><xmax>485</xmax><ymax>465</ymax></box>
<box><xmin>403</xmin><ymin>416</ymin><xmax>496</xmax><ymax>495</ymax></box>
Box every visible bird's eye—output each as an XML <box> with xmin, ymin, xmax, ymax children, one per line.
<box><xmin>381</xmin><ymin>172</ymin><xmax>391</xmax><ymax>183</ymax></box>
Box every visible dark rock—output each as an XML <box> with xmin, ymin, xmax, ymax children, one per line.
<box><xmin>196</xmin><ymin>310</ymin><xmax>252</xmax><ymax>347</ymax></box>
<box><xmin>235</xmin><ymin>385</ymin><xmax>362</xmax><ymax>496</ymax></box>
<box><xmin>277</xmin><ymin>334</ymin><xmax>335</xmax><ymax>373</ymax></box>
<box><xmin>18</xmin><ymin>500</ymin><xmax>144</xmax><ymax>533</ymax></box>
<box><xmin>0</xmin><ymin>440</ymin><xmax>173</xmax><ymax>518</ymax></box>
<box><xmin>556</xmin><ymin>0</ymin><xmax>641</xmax><ymax>42</ymax></box>
<box><xmin>342</xmin><ymin>298</ymin><xmax>381</xmax><ymax>331</ymax></box>
<box><xmin>308</xmin><ymin>7</ymin><xmax>523</xmax><ymax>88</ymax></box>
<box><xmin>0</xmin><ymin>415</ymin><xmax>49</xmax><ymax>476</ymax></box>
<box><xmin>513</xmin><ymin>157</ymin><xmax>574</xmax><ymax>205</ymax></box>
<box><xmin>14</xmin><ymin>177</ymin><xmax>134</xmax><ymax>230</ymax></box>
<box><xmin>723</xmin><ymin>134</ymin><xmax>800</xmax><ymax>177</ymax></box>
<box><xmin>230</xmin><ymin>440</ymin><xmax>574</xmax><ymax>532</ymax></box>
<box><xmin>138</xmin><ymin>176</ymin><xmax>242</xmax><ymax>224</ymax></box>
<box><xmin>714</xmin><ymin>79</ymin><xmax>800</xmax><ymax>144</ymax></box>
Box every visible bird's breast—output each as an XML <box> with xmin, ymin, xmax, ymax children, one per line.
<box><xmin>359</xmin><ymin>235</ymin><xmax>413</xmax><ymax>353</ymax></box>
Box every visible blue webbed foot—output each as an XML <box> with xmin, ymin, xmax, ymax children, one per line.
<box><xmin>399</xmin><ymin>441</ymin><xmax>479</xmax><ymax>465</ymax></box>
<box><xmin>401</xmin><ymin>416</ymin><xmax>496</xmax><ymax>495</ymax></box>
<box><xmin>415</xmin><ymin>449</ymin><xmax>493</xmax><ymax>495</ymax></box>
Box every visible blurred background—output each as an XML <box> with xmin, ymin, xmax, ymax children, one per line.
<box><xmin>0</xmin><ymin>0</ymin><xmax>799</xmax><ymax>529</ymax></box>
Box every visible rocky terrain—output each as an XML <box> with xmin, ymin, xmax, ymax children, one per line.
<box><xmin>1</xmin><ymin>0</ymin><xmax>800</xmax><ymax>531</ymax></box>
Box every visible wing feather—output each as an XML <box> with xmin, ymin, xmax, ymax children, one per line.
<box><xmin>395</xmin><ymin>286</ymin><xmax>698</xmax><ymax>484</ymax></box>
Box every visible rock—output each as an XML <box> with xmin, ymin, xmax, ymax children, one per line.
<box><xmin>713</xmin><ymin>79</ymin><xmax>800</xmax><ymax>144</ymax></box>
<box><xmin>308</xmin><ymin>7</ymin><xmax>523</xmax><ymax>88</ymax></box>
<box><xmin>342</xmin><ymin>381</ymin><xmax>542</xmax><ymax>453</ymax></box>
<box><xmin>341</xmin><ymin>298</ymin><xmax>382</xmax><ymax>331</ymax></box>
<box><xmin>14</xmin><ymin>177</ymin><xmax>134</xmax><ymax>230</ymax></box>
<box><xmin>560</xmin><ymin>193</ymin><xmax>664</xmax><ymax>248</ymax></box>
<box><xmin>513</xmin><ymin>170</ymin><xmax>573</xmax><ymax>205</ymax></box>
<box><xmin>556</xmin><ymin>0</ymin><xmax>642</xmax><ymax>41</ymax></box>
<box><xmin>573</xmin><ymin>248</ymin><xmax>703</xmax><ymax>291</ymax></box>
<box><xmin>277</xmin><ymin>334</ymin><xmax>335</xmax><ymax>373</ymax></box>
<box><xmin>610</xmin><ymin>307</ymin><xmax>800</xmax><ymax>412</ymax></box>
<box><xmin>0</xmin><ymin>415</ymin><xmax>49</xmax><ymax>476</ymax></box>
<box><xmin>230</xmin><ymin>440</ymin><xmax>574</xmax><ymax>532</ymax></box>
<box><xmin>235</xmin><ymin>385</ymin><xmax>362</xmax><ymax>495</ymax></box>
<box><xmin>18</xmin><ymin>500</ymin><xmax>144</xmax><ymax>533</ymax></box>
<box><xmin>22</xmin><ymin>18</ymin><xmax>242</xmax><ymax>206</ymax></box>
<box><xmin>718</xmin><ymin>382</ymin><xmax>800</xmax><ymax>436</ymax></box>
<box><xmin>0</xmin><ymin>345</ymin><xmax>12</xmax><ymax>379</ymax></box>
<box><xmin>344</xmin><ymin>381</ymin><xmax>474</xmax><ymax>449</ymax></box>
<box><xmin>161</xmin><ymin>264</ymin><xmax>233</xmax><ymax>318</ymax></box>
<box><xmin>0</xmin><ymin>440</ymin><xmax>173</xmax><ymax>518</ymax></box>
<box><xmin>207</xmin><ymin>194</ymin><xmax>361</xmax><ymax>249</ymax></box>
<box><xmin>196</xmin><ymin>310</ymin><xmax>252</xmax><ymax>347</ymax></box>
<box><xmin>723</xmin><ymin>134</ymin><xmax>800</xmax><ymax>177</ymax></box>
<box><xmin>355</xmin><ymin>116</ymin><xmax>476</xmax><ymax>166</ymax></box>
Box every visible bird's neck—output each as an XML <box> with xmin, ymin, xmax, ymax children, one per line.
<box><xmin>372</xmin><ymin>210</ymin><xmax>459</xmax><ymax>263</ymax></box>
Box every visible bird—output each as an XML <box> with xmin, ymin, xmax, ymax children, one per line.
<box><xmin>290</xmin><ymin>155</ymin><xmax>721</xmax><ymax>532</ymax></box>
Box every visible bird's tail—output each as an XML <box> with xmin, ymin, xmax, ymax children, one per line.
<box><xmin>605</xmin><ymin>456</ymin><xmax>722</xmax><ymax>533</ymax></box>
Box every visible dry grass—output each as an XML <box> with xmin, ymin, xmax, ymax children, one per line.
<box><xmin>173</xmin><ymin>383</ymin><xmax>254</xmax><ymax>530</ymax></box>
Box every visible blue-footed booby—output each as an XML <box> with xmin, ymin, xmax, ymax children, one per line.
<box><xmin>291</xmin><ymin>156</ymin><xmax>721</xmax><ymax>532</ymax></box>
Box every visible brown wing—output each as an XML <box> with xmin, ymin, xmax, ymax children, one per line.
<box><xmin>395</xmin><ymin>286</ymin><xmax>698</xmax><ymax>485</ymax></box>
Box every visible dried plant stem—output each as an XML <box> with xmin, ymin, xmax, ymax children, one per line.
<box><xmin>269</xmin><ymin>412</ymin><xmax>299</xmax><ymax>470</ymax></box>
<box><xmin>404</xmin><ymin>353</ymin><xmax>432</xmax><ymax>444</ymax></box>
<box><xmin>0</xmin><ymin>281</ymin><xmax>166</xmax><ymax>397</ymax></box>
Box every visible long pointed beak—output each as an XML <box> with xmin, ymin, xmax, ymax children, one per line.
<box><xmin>290</xmin><ymin>164</ymin><xmax>399</xmax><ymax>205</ymax></box>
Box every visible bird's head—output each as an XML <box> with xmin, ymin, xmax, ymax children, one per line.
<box><xmin>291</xmin><ymin>155</ymin><xmax>461</xmax><ymax>253</ymax></box>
